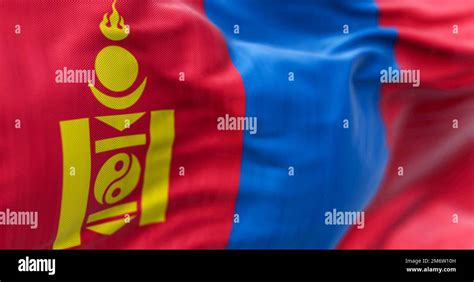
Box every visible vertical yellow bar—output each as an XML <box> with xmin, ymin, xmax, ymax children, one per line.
<box><xmin>140</xmin><ymin>110</ymin><xmax>175</xmax><ymax>226</ymax></box>
<box><xmin>53</xmin><ymin>118</ymin><xmax>91</xmax><ymax>249</ymax></box>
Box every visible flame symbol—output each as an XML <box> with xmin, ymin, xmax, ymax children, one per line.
<box><xmin>100</xmin><ymin>0</ymin><xmax>129</xmax><ymax>41</ymax></box>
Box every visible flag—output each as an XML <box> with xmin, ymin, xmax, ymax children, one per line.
<box><xmin>0</xmin><ymin>0</ymin><xmax>472</xmax><ymax>249</ymax></box>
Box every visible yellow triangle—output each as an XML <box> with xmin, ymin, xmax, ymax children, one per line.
<box><xmin>86</xmin><ymin>216</ymin><xmax>136</xmax><ymax>235</ymax></box>
<box><xmin>95</xmin><ymin>112</ymin><xmax>145</xmax><ymax>131</ymax></box>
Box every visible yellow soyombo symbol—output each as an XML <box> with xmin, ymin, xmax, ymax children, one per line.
<box><xmin>54</xmin><ymin>0</ymin><xmax>175</xmax><ymax>249</ymax></box>
<box><xmin>91</xmin><ymin>45</ymin><xmax>148</xmax><ymax>110</ymax></box>
<box><xmin>96</xmin><ymin>46</ymin><xmax>138</xmax><ymax>92</ymax></box>
<box><xmin>94</xmin><ymin>153</ymin><xmax>141</xmax><ymax>205</ymax></box>
<box><xmin>99</xmin><ymin>0</ymin><xmax>129</xmax><ymax>41</ymax></box>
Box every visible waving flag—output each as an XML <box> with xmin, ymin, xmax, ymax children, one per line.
<box><xmin>0</xmin><ymin>0</ymin><xmax>472</xmax><ymax>249</ymax></box>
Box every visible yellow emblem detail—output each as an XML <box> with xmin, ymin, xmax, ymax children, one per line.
<box><xmin>95</xmin><ymin>112</ymin><xmax>146</xmax><ymax>132</ymax></box>
<box><xmin>54</xmin><ymin>0</ymin><xmax>175</xmax><ymax>250</ymax></box>
<box><xmin>94</xmin><ymin>153</ymin><xmax>141</xmax><ymax>205</ymax></box>
<box><xmin>93</xmin><ymin>2</ymin><xmax>147</xmax><ymax>110</ymax></box>
<box><xmin>95</xmin><ymin>46</ymin><xmax>138</xmax><ymax>92</ymax></box>
<box><xmin>87</xmin><ymin>216</ymin><xmax>136</xmax><ymax>235</ymax></box>
<box><xmin>90</xmin><ymin>77</ymin><xmax>147</xmax><ymax>110</ymax></box>
<box><xmin>100</xmin><ymin>0</ymin><xmax>129</xmax><ymax>41</ymax></box>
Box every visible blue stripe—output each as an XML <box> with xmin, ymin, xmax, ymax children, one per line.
<box><xmin>205</xmin><ymin>0</ymin><xmax>398</xmax><ymax>248</ymax></box>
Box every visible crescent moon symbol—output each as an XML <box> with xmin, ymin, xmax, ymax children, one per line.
<box><xmin>90</xmin><ymin>77</ymin><xmax>147</xmax><ymax>110</ymax></box>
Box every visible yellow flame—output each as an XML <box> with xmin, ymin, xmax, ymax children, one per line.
<box><xmin>100</xmin><ymin>0</ymin><xmax>129</xmax><ymax>41</ymax></box>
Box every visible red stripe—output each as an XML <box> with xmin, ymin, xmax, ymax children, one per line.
<box><xmin>0</xmin><ymin>0</ymin><xmax>244</xmax><ymax>249</ymax></box>
<box><xmin>339</xmin><ymin>0</ymin><xmax>474</xmax><ymax>249</ymax></box>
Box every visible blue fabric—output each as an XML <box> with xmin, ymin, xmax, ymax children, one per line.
<box><xmin>205</xmin><ymin>0</ymin><xmax>398</xmax><ymax>248</ymax></box>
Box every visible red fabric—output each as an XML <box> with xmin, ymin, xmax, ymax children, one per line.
<box><xmin>0</xmin><ymin>0</ymin><xmax>244</xmax><ymax>249</ymax></box>
<box><xmin>339</xmin><ymin>0</ymin><xmax>474</xmax><ymax>249</ymax></box>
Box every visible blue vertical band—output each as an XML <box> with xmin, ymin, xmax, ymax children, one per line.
<box><xmin>205</xmin><ymin>0</ymin><xmax>398</xmax><ymax>248</ymax></box>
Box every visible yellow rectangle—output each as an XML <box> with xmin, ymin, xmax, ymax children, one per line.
<box><xmin>87</xmin><ymin>202</ymin><xmax>137</xmax><ymax>224</ymax></box>
<box><xmin>95</xmin><ymin>134</ymin><xmax>146</xmax><ymax>153</ymax></box>
<box><xmin>54</xmin><ymin>118</ymin><xmax>91</xmax><ymax>250</ymax></box>
<box><xmin>140</xmin><ymin>110</ymin><xmax>175</xmax><ymax>226</ymax></box>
